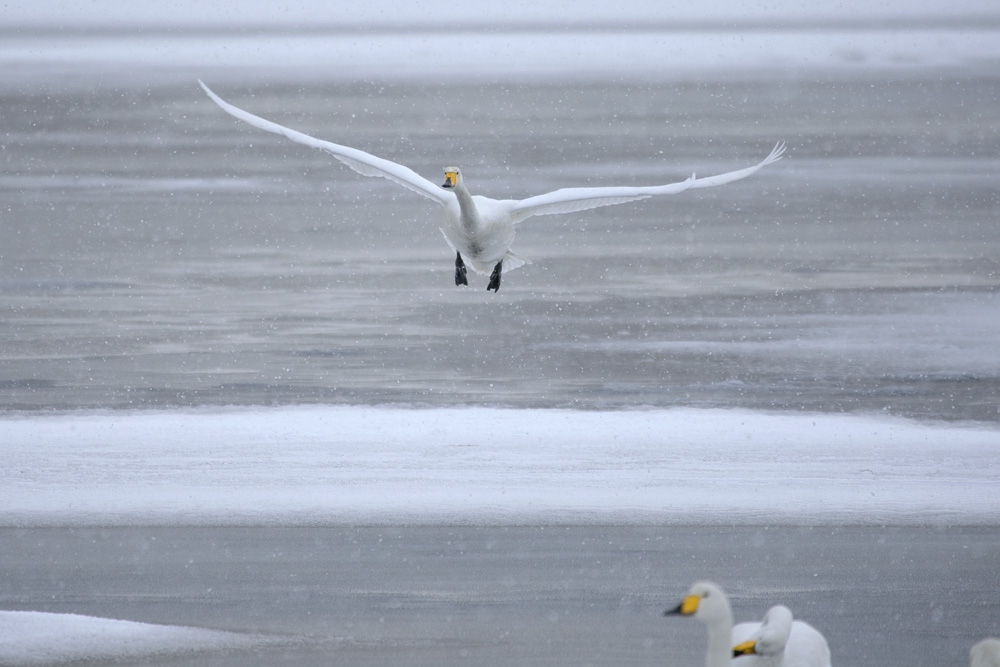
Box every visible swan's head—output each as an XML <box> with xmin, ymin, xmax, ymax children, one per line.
<box><xmin>442</xmin><ymin>167</ymin><xmax>462</xmax><ymax>189</ymax></box>
<box><xmin>733</xmin><ymin>605</ymin><xmax>793</xmax><ymax>658</ymax></box>
<box><xmin>664</xmin><ymin>580</ymin><xmax>732</xmax><ymax>623</ymax></box>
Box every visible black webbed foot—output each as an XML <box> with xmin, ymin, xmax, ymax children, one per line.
<box><xmin>487</xmin><ymin>260</ymin><xmax>503</xmax><ymax>292</ymax></box>
<box><xmin>454</xmin><ymin>252</ymin><xmax>468</xmax><ymax>286</ymax></box>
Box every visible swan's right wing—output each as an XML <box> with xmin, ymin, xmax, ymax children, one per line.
<box><xmin>199</xmin><ymin>81</ymin><xmax>452</xmax><ymax>206</ymax></box>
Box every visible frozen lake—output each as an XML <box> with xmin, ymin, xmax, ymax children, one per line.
<box><xmin>3</xmin><ymin>73</ymin><xmax>999</xmax><ymax>418</ymax></box>
<box><xmin>1</xmin><ymin>4</ymin><xmax>1000</xmax><ymax>666</ymax></box>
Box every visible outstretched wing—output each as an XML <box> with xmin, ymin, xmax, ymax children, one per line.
<box><xmin>687</xmin><ymin>141</ymin><xmax>786</xmax><ymax>189</ymax></box>
<box><xmin>509</xmin><ymin>142</ymin><xmax>785</xmax><ymax>224</ymax></box>
<box><xmin>198</xmin><ymin>80</ymin><xmax>452</xmax><ymax>206</ymax></box>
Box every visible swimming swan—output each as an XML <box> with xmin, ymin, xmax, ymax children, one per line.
<box><xmin>732</xmin><ymin>605</ymin><xmax>832</xmax><ymax>667</ymax></box>
<box><xmin>665</xmin><ymin>581</ymin><xmax>760</xmax><ymax>667</ymax></box>
<box><xmin>199</xmin><ymin>81</ymin><xmax>785</xmax><ymax>291</ymax></box>
<box><xmin>665</xmin><ymin>581</ymin><xmax>829</xmax><ymax>667</ymax></box>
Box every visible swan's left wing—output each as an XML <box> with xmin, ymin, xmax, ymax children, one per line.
<box><xmin>509</xmin><ymin>177</ymin><xmax>696</xmax><ymax>224</ymax></box>
<box><xmin>510</xmin><ymin>142</ymin><xmax>785</xmax><ymax>224</ymax></box>
<box><xmin>198</xmin><ymin>81</ymin><xmax>452</xmax><ymax>206</ymax></box>
<box><xmin>686</xmin><ymin>141</ymin><xmax>786</xmax><ymax>189</ymax></box>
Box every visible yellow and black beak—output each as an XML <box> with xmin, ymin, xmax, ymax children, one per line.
<box><xmin>442</xmin><ymin>172</ymin><xmax>457</xmax><ymax>189</ymax></box>
<box><xmin>732</xmin><ymin>640</ymin><xmax>758</xmax><ymax>657</ymax></box>
<box><xmin>664</xmin><ymin>595</ymin><xmax>700</xmax><ymax>617</ymax></box>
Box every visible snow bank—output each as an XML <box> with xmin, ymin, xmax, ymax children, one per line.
<box><xmin>2</xmin><ymin>407</ymin><xmax>997</xmax><ymax>525</ymax></box>
<box><xmin>0</xmin><ymin>611</ymin><xmax>276</xmax><ymax>666</ymax></box>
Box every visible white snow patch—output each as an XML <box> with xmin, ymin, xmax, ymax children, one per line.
<box><xmin>2</xmin><ymin>407</ymin><xmax>997</xmax><ymax>525</ymax></box>
<box><xmin>0</xmin><ymin>611</ymin><xmax>275</xmax><ymax>666</ymax></box>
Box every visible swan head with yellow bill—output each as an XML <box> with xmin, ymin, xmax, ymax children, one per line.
<box><xmin>441</xmin><ymin>167</ymin><xmax>462</xmax><ymax>190</ymax></box>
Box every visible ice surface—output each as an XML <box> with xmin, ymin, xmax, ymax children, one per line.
<box><xmin>2</xmin><ymin>407</ymin><xmax>997</xmax><ymax>526</ymax></box>
<box><xmin>2</xmin><ymin>27</ymin><xmax>998</xmax><ymax>89</ymax></box>
<box><xmin>0</xmin><ymin>610</ymin><xmax>276</xmax><ymax>666</ymax></box>
<box><xmin>3</xmin><ymin>0</ymin><xmax>1000</xmax><ymax>90</ymax></box>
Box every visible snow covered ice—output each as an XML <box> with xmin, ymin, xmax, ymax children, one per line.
<box><xmin>0</xmin><ymin>611</ymin><xmax>281</xmax><ymax>666</ymax></box>
<box><xmin>2</xmin><ymin>406</ymin><xmax>999</xmax><ymax>526</ymax></box>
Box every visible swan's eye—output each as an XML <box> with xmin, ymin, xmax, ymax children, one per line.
<box><xmin>702</xmin><ymin>591</ymin><xmax>710</xmax><ymax>598</ymax></box>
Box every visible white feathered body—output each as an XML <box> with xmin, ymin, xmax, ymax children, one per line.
<box><xmin>778</xmin><ymin>620</ymin><xmax>832</xmax><ymax>667</ymax></box>
<box><xmin>440</xmin><ymin>187</ymin><xmax>530</xmax><ymax>275</ymax></box>
<box><xmin>728</xmin><ymin>617</ymin><xmax>830</xmax><ymax>667</ymax></box>
<box><xmin>735</xmin><ymin>605</ymin><xmax>831</xmax><ymax>667</ymax></box>
<box><xmin>744</xmin><ymin>620</ymin><xmax>831</xmax><ymax>667</ymax></box>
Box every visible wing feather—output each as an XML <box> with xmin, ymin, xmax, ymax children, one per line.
<box><xmin>687</xmin><ymin>141</ymin><xmax>786</xmax><ymax>189</ymax></box>
<box><xmin>510</xmin><ymin>177</ymin><xmax>694</xmax><ymax>223</ymax></box>
<box><xmin>199</xmin><ymin>80</ymin><xmax>451</xmax><ymax>206</ymax></box>
<box><xmin>510</xmin><ymin>142</ymin><xmax>784</xmax><ymax>224</ymax></box>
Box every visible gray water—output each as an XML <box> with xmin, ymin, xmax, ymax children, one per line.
<box><xmin>2</xmin><ymin>74</ymin><xmax>999</xmax><ymax>419</ymax></box>
<box><xmin>2</xmin><ymin>525</ymin><xmax>998</xmax><ymax>667</ymax></box>
<box><xmin>0</xmin><ymin>526</ymin><xmax>1000</xmax><ymax>667</ymax></box>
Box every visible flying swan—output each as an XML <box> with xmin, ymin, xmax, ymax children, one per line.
<box><xmin>199</xmin><ymin>81</ymin><xmax>785</xmax><ymax>292</ymax></box>
<box><xmin>732</xmin><ymin>604</ymin><xmax>832</xmax><ymax>667</ymax></box>
<box><xmin>665</xmin><ymin>581</ymin><xmax>830</xmax><ymax>667</ymax></box>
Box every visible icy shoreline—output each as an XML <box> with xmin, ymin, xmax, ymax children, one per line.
<box><xmin>0</xmin><ymin>611</ymin><xmax>281</xmax><ymax>666</ymax></box>
<box><xmin>3</xmin><ymin>406</ymin><xmax>997</xmax><ymax>527</ymax></box>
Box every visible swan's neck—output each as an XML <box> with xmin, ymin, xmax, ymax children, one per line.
<box><xmin>704</xmin><ymin>613</ymin><xmax>734</xmax><ymax>667</ymax></box>
<box><xmin>453</xmin><ymin>182</ymin><xmax>482</xmax><ymax>232</ymax></box>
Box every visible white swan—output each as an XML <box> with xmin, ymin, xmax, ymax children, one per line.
<box><xmin>732</xmin><ymin>604</ymin><xmax>832</xmax><ymax>667</ymax></box>
<box><xmin>665</xmin><ymin>581</ymin><xmax>758</xmax><ymax>667</ymax></box>
<box><xmin>971</xmin><ymin>639</ymin><xmax>1000</xmax><ymax>667</ymax></box>
<box><xmin>199</xmin><ymin>81</ymin><xmax>785</xmax><ymax>291</ymax></box>
<box><xmin>665</xmin><ymin>581</ymin><xmax>830</xmax><ymax>667</ymax></box>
